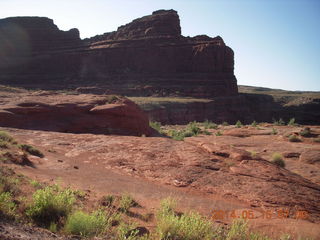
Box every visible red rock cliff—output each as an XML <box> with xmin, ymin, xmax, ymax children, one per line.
<box><xmin>0</xmin><ymin>10</ymin><xmax>238</xmax><ymax>98</ymax></box>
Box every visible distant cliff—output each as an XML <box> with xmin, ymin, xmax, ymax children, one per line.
<box><xmin>0</xmin><ymin>10</ymin><xmax>237</xmax><ymax>98</ymax></box>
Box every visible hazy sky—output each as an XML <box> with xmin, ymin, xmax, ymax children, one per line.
<box><xmin>1</xmin><ymin>0</ymin><xmax>319</xmax><ymax>91</ymax></box>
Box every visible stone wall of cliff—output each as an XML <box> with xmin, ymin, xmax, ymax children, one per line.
<box><xmin>0</xmin><ymin>10</ymin><xmax>238</xmax><ymax>98</ymax></box>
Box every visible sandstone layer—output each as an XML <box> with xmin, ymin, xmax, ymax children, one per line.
<box><xmin>0</xmin><ymin>10</ymin><xmax>237</xmax><ymax>98</ymax></box>
<box><xmin>0</xmin><ymin>90</ymin><xmax>152</xmax><ymax>136</ymax></box>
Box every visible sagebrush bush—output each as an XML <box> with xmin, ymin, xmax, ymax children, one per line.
<box><xmin>251</xmin><ymin>121</ymin><xmax>258</xmax><ymax>127</ymax></box>
<box><xmin>186</xmin><ymin>121</ymin><xmax>201</xmax><ymax>135</ymax></box>
<box><xmin>226</xmin><ymin>219</ymin><xmax>271</xmax><ymax>240</ymax></box>
<box><xmin>271</xmin><ymin>153</ymin><xmax>285</xmax><ymax>167</ymax></box>
<box><xmin>0</xmin><ymin>140</ymin><xmax>9</xmax><ymax>149</ymax></box>
<box><xmin>288</xmin><ymin>135</ymin><xmax>301</xmax><ymax>142</ymax></box>
<box><xmin>156</xmin><ymin>198</ymin><xmax>216</xmax><ymax>240</ymax></box>
<box><xmin>226</xmin><ymin>219</ymin><xmax>248</xmax><ymax>240</ymax></box>
<box><xmin>287</xmin><ymin>118</ymin><xmax>296</xmax><ymax>126</ymax></box>
<box><xmin>65</xmin><ymin>209</ymin><xmax>113</xmax><ymax>237</ymax></box>
<box><xmin>222</xmin><ymin>121</ymin><xmax>229</xmax><ymax>126</ymax></box>
<box><xmin>203</xmin><ymin>120</ymin><xmax>218</xmax><ymax>129</ymax></box>
<box><xmin>149</xmin><ymin>121</ymin><xmax>162</xmax><ymax>132</ymax></box>
<box><xmin>215</xmin><ymin>131</ymin><xmax>223</xmax><ymax>136</ymax></box>
<box><xmin>117</xmin><ymin>222</ymin><xmax>140</xmax><ymax>240</ymax></box>
<box><xmin>26</xmin><ymin>184</ymin><xmax>75</xmax><ymax>227</ymax></box>
<box><xmin>300</xmin><ymin>127</ymin><xmax>312</xmax><ymax>137</ymax></box>
<box><xmin>235</xmin><ymin>120</ymin><xmax>243</xmax><ymax>128</ymax></box>
<box><xmin>271</xmin><ymin>128</ymin><xmax>278</xmax><ymax>135</ymax></box>
<box><xmin>18</xmin><ymin>144</ymin><xmax>44</xmax><ymax>158</ymax></box>
<box><xmin>0</xmin><ymin>131</ymin><xmax>14</xmax><ymax>143</ymax></box>
<box><xmin>273</xmin><ymin>118</ymin><xmax>285</xmax><ymax>126</ymax></box>
<box><xmin>0</xmin><ymin>192</ymin><xmax>17</xmax><ymax>218</ymax></box>
<box><xmin>119</xmin><ymin>194</ymin><xmax>136</xmax><ymax>213</ymax></box>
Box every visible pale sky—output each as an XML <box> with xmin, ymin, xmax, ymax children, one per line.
<box><xmin>1</xmin><ymin>0</ymin><xmax>319</xmax><ymax>91</ymax></box>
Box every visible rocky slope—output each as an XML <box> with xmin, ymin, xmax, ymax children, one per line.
<box><xmin>1</xmin><ymin>124</ymin><xmax>319</xmax><ymax>239</ymax></box>
<box><xmin>0</xmin><ymin>10</ymin><xmax>237</xmax><ymax>98</ymax></box>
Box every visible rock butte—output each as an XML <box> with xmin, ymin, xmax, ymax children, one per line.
<box><xmin>0</xmin><ymin>10</ymin><xmax>319</xmax><ymax>125</ymax></box>
<box><xmin>0</xmin><ymin>10</ymin><xmax>237</xmax><ymax>98</ymax></box>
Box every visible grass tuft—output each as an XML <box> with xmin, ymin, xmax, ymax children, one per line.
<box><xmin>287</xmin><ymin>118</ymin><xmax>296</xmax><ymax>126</ymax></box>
<box><xmin>18</xmin><ymin>144</ymin><xmax>44</xmax><ymax>158</ymax></box>
<box><xmin>149</xmin><ymin>121</ymin><xmax>162</xmax><ymax>133</ymax></box>
<box><xmin>271</xmin><ymin>153</ymin><xmax>285</xmax><ymax>168</ymax></box>
<box><xmin>26</xmin><ymin>184</ymin><xmax>75</xmax><ymax>227</ymax></box>
<box><xmin>0</xmin><ymin>192</ymin><xmax>17</xmax><ymax>218</ymax></box>
<box><xmin>251</xmin><ymin>121</ymin><xmax>258</xmax><ymax>127</ymax></box>
<box><xmin>119</xmin><ymin>194</ymin><xmax>136</xmax><ymax>213</ymax></box>
<box><xmin>300</xmin><ymin>127</ymin><xmax>312</xmax><ymax>137</ymax></box>
<box><xmin>288</xmin><ymin>135</ymin><xmax>302</xmax><ymax>142</ymax></box>
<box><xmin>235</xmin><ymin>120</ymin><xmax>243</xmax><ymax>128</ymax></box>
<box><xmin>156</xmin><ymin>197</ymin><xmax>216</xmax><ymax>240</ymax></box>
<box><xmin>0</xmin><ymin>131</ymin><xmax>14</xmax><ymax>143</ymax></box>
<box><xmin>65</xmin><ymin>209</ymin><xmax>113</xmax><ymax>237</ymax></box>
<box><xmin>203</xmin><ymin>120</ymin><xmax>218</xmax><ymax>129</ymax></box>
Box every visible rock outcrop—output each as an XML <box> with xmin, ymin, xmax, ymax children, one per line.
<box><xmin>0</xmin><ymin>91</ymin><xmax>153</xmax><ymax>136</ymax></box>
<box><xmin>0</xmin><ymin>10</ymin><xmax>238</xmax><ymax>98</ymax></box>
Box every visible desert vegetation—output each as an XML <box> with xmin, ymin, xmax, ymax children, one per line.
<box><xmin>271</xmin><ymin>153</ymin><xmax>286</xmax><ymax>168</ymax></box>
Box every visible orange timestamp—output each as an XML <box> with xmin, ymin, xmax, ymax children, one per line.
<box><xmin>211</xmin><ymin>209</ymin><xmax>309</xmax><ymax>220</ymax></box>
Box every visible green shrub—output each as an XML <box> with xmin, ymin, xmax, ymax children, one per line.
<box><xmin>271</xmin><ymin>128</ymin><xmax>278</xmax><ymax>135</ymax></box>
<box><xmin>203</xmin><ymin>130</ymin><xmax>212</xmax><ymax>135</ymax></box>
<box><xmin>273</xmin><ymin>118</ymin><xmax>285</xmax><ymax>126</ymax></box>
<box><xmin>26</xmin><ymin>185</ymin><xmax>75</xmax><ymax>227</ymax></box>
<box><xmin>149</xmin><ymin>121</ymin><xmax>162</xmax><ymax>132</ymax></box>
<box><xmin>18</xmin><ymin>144</ymin><xmax>44</xmax><ymax>158</ymax></box>
<box><xmin>168</xmin><ymin>129</ymin><xmax>195</xmax><ymax>141</ymax></box>
<box><xmin>117</xmin><ymin>222</ymin><xmax>140</xmax><ymax>240</ymax></box>
<box><xmin>235</xmin><ymin>120</ymin><xmax>243</xmax><ymax>128</ymax></box>
<box><xmin>102</xmin><ymin>194</ymin><xmax>114</xmax><ymax>207</ymax></box>
<box><xmin>186</xmin><ymin>121</ymin><xmax>201</xmax><ymax>135</ymax></box>
<box><xmin>65</xmin><ymin>209</ymin><xmax>112</xmax><ymax>237</ymax></box>
<box><xmin>287</xmin><ymin>118</ymin><xmax>296</xmax><ymax>126</ymax></box>
<box><xmin>203</xmin><ymin>120</ymin><xmax>218</xmax><ymax>129</ymax></box>
<box><xmin>0</xmin><ymin>131</ymin><xmax>14</xmax><ymax>143</ymax></box>
<box><xmin>0</xmin><ymin>140</ymin><xmax>9</xmax><ymax>149</ymax></box>
<box><xmin>0</xmin><ymin>192</ymin><xmax>17</xmax><ymax>217</ymax></box>
<box><xmin>0</xmin><ymin>171</ymin><xmax>20</xmax><ymax>195</ymax></box>
<box><xmin>30</xmin><ymin>179</ymin><xmax>42</xmax><ymax>189</ymax></box>
<box><xmin>226</xmin><ymin>219</ymin><xmax>248</xmax><ymax>240</ymax></box>
<box><xmin>226</xmin><ymin>219</ymin><xmax>271</xmax><ymax>240</ymax></box>
<box><xmin>300</xmin><ymin>127</ymin><xmax>312</xmax><ymax>137</ymax></box>
<box><xmin>222</xmin><ymin>121</ymin><xmax>229</xmax><ymax>126</ymax></box>
<box><xmin>156</xmin><ymin>205</ymin><xmax>216</xmax><ymax>240</ymax></box>
<box><xmin>158</xmin><ymin>197</ymin><xmax>176</xmax><ymax>216</ymax></box>
<box><xmin>215</xmin><ymin>131</ymin><xmax>223</xmax><ymax>136</ymax></box>
<box><xmin>251</xmin><ymin>121</ymin><xmax>258</xmax><ymax>127</ymax></box>
<box><xmin>119</xmin><ymin>194</ymin><xmax>136</xmax><ymax>213</ymax></box>
<box><xmin>288</xmin><ymin>135</ymin><xmax>302</xmax><ymax>142</ymax></box>
<box><xmin>313</xmin><ymin>137</ymin><xmax>320</xmax><ymax>143</ymax></box>
<box><xmin>271</xmin><ymin>153</ymin><xmax>285</xmax><ymax>167</ymax></box>
<box><xmin>156</xmin><ymin>197</ymin><xmax>219</xmax><ymax>240</ymax></box>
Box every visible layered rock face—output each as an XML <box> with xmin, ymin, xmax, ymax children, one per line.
<box><xmin>0</xmin><ymin>10</ymin><xmax>238</xmax><ymax>98</ymax></box>
<box><xmin>0</xmin><ymin>91</ymin><xmax>153</xmax><ymax>136</ymax></box>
